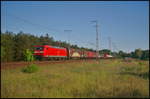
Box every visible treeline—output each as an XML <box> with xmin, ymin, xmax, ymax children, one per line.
<box><xmin>1</xmin><ymin>31</ymin><xmax>94</xmax><ymax>62</ymax></box>
<box><xmin>1</xmin><ymin>31</ymin><xmax>149</xmax><ymax>62</ymax></box>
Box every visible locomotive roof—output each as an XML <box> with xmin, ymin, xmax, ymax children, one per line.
<box><xmin>50</xmin><ymin>46</ymin><xmax>66</xmax><ymax>49</ymax></box>
<box><xmin>34</xmin><ymin>45</ymin><xmax>66</xmax><ymax>49</ymax></box>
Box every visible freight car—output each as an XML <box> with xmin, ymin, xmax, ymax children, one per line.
<box><xmin>33</xmin><ymin>45</ymin><xmax>99</xmax><ymax>60</ymax></box>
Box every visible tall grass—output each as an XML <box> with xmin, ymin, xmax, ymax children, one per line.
<box><xmin>1</xmin><ymin>59</ymin><xmax>149</xmax><ymax>98</ymax></box>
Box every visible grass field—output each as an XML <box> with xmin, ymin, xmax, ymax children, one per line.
<box><xmin>1</xmin><ymin>59</ymin><xmax>149</xmax><ymax>98</ymax></box>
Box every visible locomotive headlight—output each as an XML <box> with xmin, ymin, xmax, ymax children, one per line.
<box><xmin>39</xmin><ymin>51</ymin><xmax>43</xmax><ymax>53</ymax></box>
<box><xmin>34</xmin><ymin>51</ymin><xmax>44</xmax><ymax>53</ymax></box>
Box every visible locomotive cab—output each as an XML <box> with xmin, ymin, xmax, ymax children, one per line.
<box><xmin>34</xmin><ymin>46</ymin><xmax>44</xmax><ymax>54</ymax></box>
<box><xmin>34</xmin><ymin>45</ymin><xmax>46</xmax><ymax>60</ymax></box>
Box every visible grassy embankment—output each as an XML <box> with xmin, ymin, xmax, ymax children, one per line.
<box><xmin>1</xmin><ymin>59</ymin><xmax>149</xmax><ymax>98</ymax></box>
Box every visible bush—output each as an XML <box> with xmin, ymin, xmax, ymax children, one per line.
<box><xmin>22</xmin><ymin>64</ymin><xmax>39</xmax><ymax>73</ymax></box>
<box><xmin>24</xmin><ymin>49</ymin><xmax>34</xmax><ymax>62</ymax></box>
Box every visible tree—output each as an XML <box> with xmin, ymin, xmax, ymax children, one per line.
<box><xmin>1</xmin><ymin>31</ymin><xmax>16</xmax><ymax>62</ymax></box>
<box><xmin>1</xmin><ymin>46</ymin><xmax>5</xmax><ymax>62</ymax></box>
<box><xmin>134</xmin><ymin>48</ymin><xmax>143</xmax><ymax>59</ymax></box>
<box><xmin>118</xmin><ymin>50</ymin><xmax>129</xmax><ymax>58</ymax></box>
<box><xmin>141</xmin><ymin>50</ymin><xmax>149</xmax><ymax>60</ymax></box>
<box><xmin>99</xmin><ymin>49</ymin><xmax>111</xmax><ymax>54</ymax></box>
<box><xmin>14</xmin><ymin>32</ymin><xmax>31</xmax><ymax>61</ymax></box>
<box><xmin>111</xmin><ymin>51</ymin><xmax>119</xmax><ymax>57</ymax></box>
<box><xmin>39</xmin><ymin>33</ymin><xmax>54</xmax><ymax>45</ymax></box>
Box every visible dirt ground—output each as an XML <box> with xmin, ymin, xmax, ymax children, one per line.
<box><xmin>1</xmin><ymin>59</ymin><xmax>98</xmax><ymax>70</ymax></box>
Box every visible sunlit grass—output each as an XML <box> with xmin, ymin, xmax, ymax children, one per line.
<box><xmin>1</xmin><ymin>59</ymin><xmax>149</xmax><ymax>98</ymax></box>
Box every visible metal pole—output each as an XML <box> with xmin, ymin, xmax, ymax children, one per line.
<box><xmin>64</xmin><ymin>30</ymin><xmax>72</xmax><ymax>59</ymax></box>
<box><xmin>96</xmin><ymin>21</ymin><xmax>99</xmax><ymax>60</ymax></box>
<box><xmin>91</xmin><ymin>20</ymin><xmax>99</xmax><ymax>60</ymax></box>
<box><xmin>108</xmin><ymin>37</ymin><xmax>111</xmax><ymax>54</ymax></box>
<box><xmin>64</xmin><ymin>30</ymin><xmax>72</xmax><ymax>49</ymax></box>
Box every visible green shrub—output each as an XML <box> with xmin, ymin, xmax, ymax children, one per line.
<box><xmin>22</xmin><ymin>64</ymin><xmax>39</xmax><ymax>73</ymax></box>
<box><xmin>24</xmin><ymin>49</ymin><xmax>34</xmax><ymax>62</ymax></box>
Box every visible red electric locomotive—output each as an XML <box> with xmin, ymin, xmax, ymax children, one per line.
<box><xmin>34</xmin><ymin>45</ymin><xmax>68</xmax><ymax>60</ymax></box>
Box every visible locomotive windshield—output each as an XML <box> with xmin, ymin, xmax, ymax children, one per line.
<box><xmin>35</xmin><ymin>47</ymin><xmax>44</xmax><ymax>51</ymax></box>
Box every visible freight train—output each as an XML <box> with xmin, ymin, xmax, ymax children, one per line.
<box><xmin>33</xmin><ymin>45</ymin><xmax>113</xmax><ymax>60</ymax></box>
<box><xmin>33</xmin><ymin>45</ymin><xmax>99</xmax><ymax>60</ymax></box>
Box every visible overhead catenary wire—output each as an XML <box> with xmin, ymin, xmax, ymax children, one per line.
<box><xmin>5</xmin><ymin>13</ymin><xmax>61</xmax><ymax>35</ymax></box>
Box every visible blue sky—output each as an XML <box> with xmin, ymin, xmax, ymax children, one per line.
<box><xmin>1</xmin><ymin>1</ymin><xmax>149</xmax><ymax>52</ymax></box>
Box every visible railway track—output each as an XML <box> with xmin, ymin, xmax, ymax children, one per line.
<box><xmin>1</xmin><ymin>59</ymin><xmax>98</xmax><ymax>70</ymax></box>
